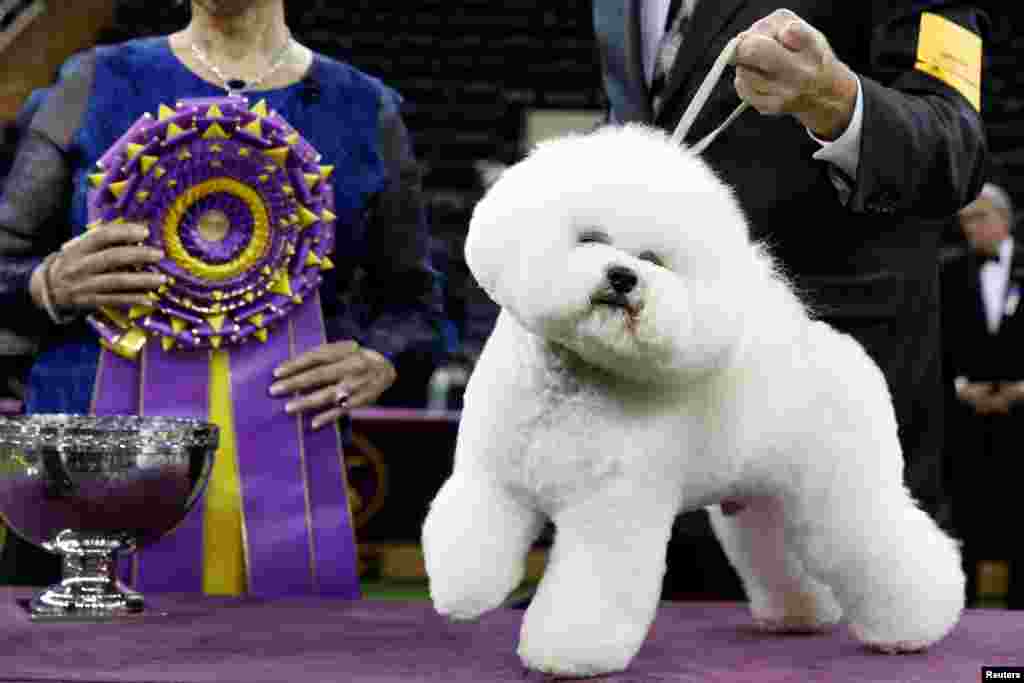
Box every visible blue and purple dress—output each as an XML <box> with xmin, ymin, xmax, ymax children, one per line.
<box><xmin>0</xmin><ymin>38</ymin><xmax>442</xmax><ymax>595</ymax></box>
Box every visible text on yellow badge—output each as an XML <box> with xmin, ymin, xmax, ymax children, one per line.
<box><xmin>916</xmin><ymin>13</ymin><xmax>982</xmax><ymax>111</ymax></box>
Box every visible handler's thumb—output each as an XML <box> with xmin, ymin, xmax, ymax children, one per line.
<box><xmin>779</xmin><ymin>20</ymin><xmax>816</xmax><ymax>53</ymax></box>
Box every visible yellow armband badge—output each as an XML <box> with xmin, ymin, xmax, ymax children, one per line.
<box><xmin>916</xmin><ymin>12</ymin><xmax>982</xmax><ymax>111</ymax></box>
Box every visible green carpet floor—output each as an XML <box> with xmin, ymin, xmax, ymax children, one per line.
<box><xmin>360</xmin><ymin>580</ymin><xmax>538</xmax><ymax>604</ymax></box>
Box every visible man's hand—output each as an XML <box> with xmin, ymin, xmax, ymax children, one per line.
<box><xmin>732</xmin><ymin>9</ymin><xmax>859</xmax><ymax>140</ymax></box>
<box><xmin>270</xmin><ymin>341</ymin><xmax>398</xmax><ymax>430</ymax></box>
<box><xmin>957</xmin><ymin>381</ymin><xmax>1013</xmax><ymax>415</ymax></box>
<box><xmin>986</xmin><ymin>381</ymin><xmax>1024</xmax><ymax>415</ymax></box>
<box><xmin>957</xmin><ymin>380</ymin><xmax>993</xmax><ymax>412</ymax></box>
<box><xmin>30</xmin><ymin>222</ymin><xmax>166</xmax><ymax>315</ymax></box>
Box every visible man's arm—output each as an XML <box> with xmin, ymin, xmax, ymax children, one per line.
<box><xmin>808</xmin><ymin>74</ymin><xmax>863</xmax><ymax>186</ymax></box>
<box><xmin>733</xmin><ymin>4</ymin><xmax>988</xmax><ymax>218</ymax></box>
<box><xmin>845</xmin><ymin>4</ymin><xmax>987</xmax><ymax>217</ymax></box>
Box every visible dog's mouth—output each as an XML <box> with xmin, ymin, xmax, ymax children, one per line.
<box><xmin>591</xmin><ymin>292</ymin><xmax>628</xmax><ymax>308</ymax></box>
<box><xmin>590</xmin><ymin>293</ymin><xmax>644</xmax><ymax>332</ymax></box>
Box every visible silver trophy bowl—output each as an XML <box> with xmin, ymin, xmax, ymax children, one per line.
<box><xmin>0</xmin><ymin>414</ymin><xmax>217</xmax><ymax>620</ymax></box>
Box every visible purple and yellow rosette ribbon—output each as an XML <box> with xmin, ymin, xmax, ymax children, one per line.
<box><xmin>85</xmin><ymin>97</ymin><xmax>359</xmax><ymax>598</ymax></box>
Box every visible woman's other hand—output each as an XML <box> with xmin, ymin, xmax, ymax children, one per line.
<box><xmin>270</xmin><ymin>341</ymin><xmax>397</xmax><ymax>429</ymax></box>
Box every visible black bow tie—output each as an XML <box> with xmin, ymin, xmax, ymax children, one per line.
<box><xmin>979</xmin><ymin>253</ymin><xmax>1000</xmax><ymax>265</ymax></box>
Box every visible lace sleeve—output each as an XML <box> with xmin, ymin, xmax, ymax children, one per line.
<box><xmin>0</xmin><ymin>131</ymin><xmax>73</xmax><ymax>352</ymax></box>
<box><xmin>0</xmin><ymin>51</ymin><xmax>95</xmax><ymax>353</ymax></box>
<box><xmin>352</xmin><ymin>90</ymin><xmax>444</xmax><ymax>360</ymax></box>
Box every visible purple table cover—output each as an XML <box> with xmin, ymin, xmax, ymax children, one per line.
<box><xmin>1</xmin><ymin>589</ymin><xmax>1021</xmax><ymax>682</ymax></box>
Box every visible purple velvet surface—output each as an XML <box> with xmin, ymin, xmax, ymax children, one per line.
<box><xmin>1</xmin><ymin>589</ymin><xmax>1021</xmax><ymax>682</ymax></box>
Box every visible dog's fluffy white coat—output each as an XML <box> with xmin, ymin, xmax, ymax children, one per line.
<box><xmin>421</xmin><ymin>125</ymin><xmax>964</xmax><ymax>677</ymax></box>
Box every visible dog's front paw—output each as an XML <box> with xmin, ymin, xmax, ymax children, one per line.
<box><xmin>429</xmin><ymin>581</ymin><xmax>507</xmax><ymax>622</ymax></box>
<box><xmin>431</xmin><ymin>596</ymin><xmax>493</xmax><ymax>622</ymax></box>
<box><xmin>517</xmin><ymin>635</ymin><xmax>634</xmax><ymax>678</ymax></box>
<box><xmin>517</xmin><ymin>614</ymin><xmax>642</xmax><ymax>677</ymax></box>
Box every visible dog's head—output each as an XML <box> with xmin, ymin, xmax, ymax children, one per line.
<box><xmin>467</xmin><ymin>125</ymin><xmax>772</xmax><ymax>383</ymax></box>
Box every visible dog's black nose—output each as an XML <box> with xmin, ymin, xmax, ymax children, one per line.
<box><xmin>606</xmin><ymin>266</ymin><xmax>638</xmax><ymax>294</ymax></box>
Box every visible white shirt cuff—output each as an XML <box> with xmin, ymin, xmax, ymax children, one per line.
<box><xmin>809</xmin><ymin>75</ymin><xmax>863</xmax><ymax>181</ymax></box>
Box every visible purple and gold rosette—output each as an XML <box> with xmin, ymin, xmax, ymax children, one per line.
<box><xmin>87</xmin><ymin>96</ymin><xmax>336</xmax><ymax>355</ymax></box>
<box><xmin>85</xmin><ymin>97</ymin><xmax>359</xmax><ymax>598</ymax></box>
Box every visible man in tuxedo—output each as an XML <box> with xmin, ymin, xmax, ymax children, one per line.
<box><xmin>593</xmin><ymin>1</ymin><xmax>988</xmax><ymax>598</ymax></box>
<box><xmin>941</xmin><ymin>183</ymin><xmax>1023</xmax><ymax>608</ymax></box>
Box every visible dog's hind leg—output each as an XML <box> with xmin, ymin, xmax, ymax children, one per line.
<box><xmin>517</xmin><ymin>479</ymin><xmax>678</xmax><ymax>677</ymax></box>
<box><xmin>784</xmin><ymin>470</ymin><xmax>964</xmax><ymax>652</ymax></box>
<box><xmin>709</xmin><ymin>497</ymin><xmax>843</xmax><ymax>633</ymax></box>
<box><xmin>422</xmin><ymin>471</ymin><xmax>544</xmax><ymax>621</ymax></box>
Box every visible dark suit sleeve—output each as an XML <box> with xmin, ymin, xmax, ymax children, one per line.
<box><xmin>348</xmin><ymin>90</ymin><xmax>443</xmax><ymax>361</ymax></box>
<box><xmin>844</xmin><ymin>4</ymin><xmax>987</xmax><ymax>218</ymax></box>
<box><xmin>938</xmin><ymin>250</ymin><xmax>967</xmax><ymax>383</ymax></box>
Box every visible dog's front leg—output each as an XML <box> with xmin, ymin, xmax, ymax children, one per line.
<box><xmin>518</xmin><ymin>480</ymin><xmax>678</xmax><ymax>677</ymax></box>
<box><xmin>422</xmin><ymin>471</ymin><xmax>544</xmax><ymax>621</ymax></box>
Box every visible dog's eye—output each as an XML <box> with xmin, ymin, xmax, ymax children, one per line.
<box><xmin>638</xmin><ymin>251</ymin><xmax>664</xmax><ymax>267</ymax></box>
<box><xmin>578</xmin><ymin>229</ymin><xmax>611</xmax><ymax>246</ymax></box>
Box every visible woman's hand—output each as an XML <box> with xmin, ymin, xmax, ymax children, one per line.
<box><xmin>270</xmin><ymin>341</ymin><xmax>398</xmax><ymax>429</ymax></box>
<box><xmin>30</xmin><ymin>222</ymin><xmax>166</xmax><ymax>315</ymax></box>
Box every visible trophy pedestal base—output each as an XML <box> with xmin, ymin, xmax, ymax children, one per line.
<box><xmin>19</xmin><ymin>530</ymin><xmax>166</xmax><ymax>622</ymax></box>
<box><xmin>20</xmin><ymin>602</ymin><xmax>167</xmax><ymax>622</ymax></box>
<box><xmin>21</xmin><ymin>581</ymin><xmax>165</xmax><ymax>622</ymax></box>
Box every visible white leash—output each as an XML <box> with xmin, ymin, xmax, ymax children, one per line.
<box><xmin>670</xmin><ymin>35</ymin><xmax>749</xmax><ymax>155</ymax></box>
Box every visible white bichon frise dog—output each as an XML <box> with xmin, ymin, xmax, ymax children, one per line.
<box><xmin>421</xmin><ymin>125</ymin><xmax>964</xmax><ymax>677</ymax></box>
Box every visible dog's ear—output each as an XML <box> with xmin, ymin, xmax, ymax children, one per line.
<box><xmin>464</xmin><ymin>189</ymin><xmax>514</xmax><ymax>303</ymax></box>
